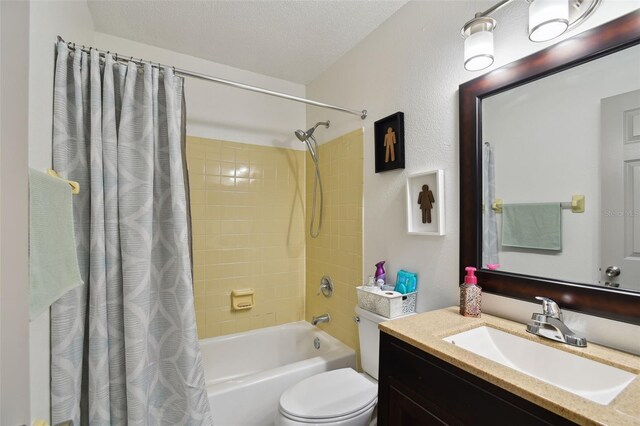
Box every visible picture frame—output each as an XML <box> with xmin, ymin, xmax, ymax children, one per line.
<box><xmin>374</xmin><ymin>112</ymin><xmax>405</xmax><ymax>173</ymax></box>
<box><xmin>406</xmin><ymin>169</ymin><xmax>445</xmax><ymax>235</ymax></box>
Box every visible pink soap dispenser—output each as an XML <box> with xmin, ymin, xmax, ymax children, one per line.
<box><xmin>460</xmin><ymin>267</ymin><xmax>481</xmax><ymax>318</ymax></box>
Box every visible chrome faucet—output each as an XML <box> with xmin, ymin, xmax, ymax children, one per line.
<box><xmin>526</xmin><ymin>297</ymin><xmax>587</xmax><ymax>347</ymax></box>
<box><xmin>311</xmin><ymin>313</ymin><xmax>330</xmax><ymax>326</ymax></box>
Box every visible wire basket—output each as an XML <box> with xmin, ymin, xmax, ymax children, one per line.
<box><xmin>356</xmin><ymin>286</ymin><xmax>417</xmax><ymax>318</ymax></box>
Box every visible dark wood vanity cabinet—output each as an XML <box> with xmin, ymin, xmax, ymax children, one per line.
<box><xmin>378</xmin><ymin>332</ymin><xmax>576</xmax><ymax>426</ymax></box>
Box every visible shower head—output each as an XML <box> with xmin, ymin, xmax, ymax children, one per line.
<box><xmin>295</xmin><ymin>129</ymin><xmax>308</xmax><ymax>142</ymax></box>
<box><xmin>294</xmin><ymin>121</ymin><xmax>330</xmax><ymax>142</ymax></box>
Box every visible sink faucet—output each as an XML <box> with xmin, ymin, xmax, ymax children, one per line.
<box><xmin>526</xmin><ymin>297</ymin><xmax>587</xmax><ymax>347</ymax></box>
<box><xmin>311</xmin><ymin>313</ymin><xmax>330</xmax><ymax>326</ymax></box>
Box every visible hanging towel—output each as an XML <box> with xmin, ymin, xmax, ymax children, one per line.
<box><xmin>28</xmin><ymin>169</ymin><xmax>83</xmax><ymax>320</ymax></box>
<box><xmin>502</xmin><ymin>203</ymin><xmax>562</xmax><ymax>251</ymax></box>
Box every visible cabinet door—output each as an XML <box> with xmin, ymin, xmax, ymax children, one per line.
<box><xmin>378</xmin><ymin>332</ymin><xmax>576</xmax><ymax>426</ymax></box>
<box><xmin>388</xmin><ymin>383</ymin><xmax>447</xmax><ymax>425</ymax></box>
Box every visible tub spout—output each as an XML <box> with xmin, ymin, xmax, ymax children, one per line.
<box><xmin>311</xmin><ymin>313</ymin><xmax>330</xmax><ymax>326</ymax></box>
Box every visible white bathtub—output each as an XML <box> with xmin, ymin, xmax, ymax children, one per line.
<box><xmin>200</xmin><ymin>321</ymin><xmax>356</xmax><ymax>426</ymax></box>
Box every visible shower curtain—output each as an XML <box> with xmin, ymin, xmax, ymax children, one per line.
<box><xmin>482</xmin><ymin>142</ymin><xmax>499</xmax><ymax>267</ymax></box>
<box><xmin>50</xmin><ymin>42</ymin><xmax>212</xmax><ymax>425</ymax></box>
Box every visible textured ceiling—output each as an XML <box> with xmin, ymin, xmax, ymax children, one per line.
<box><xmin>87</xmin><ymin>0</ymin><xmax>409</xmax><ymax>84</ymax></box>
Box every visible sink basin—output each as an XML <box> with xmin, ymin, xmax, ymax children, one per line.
<box><xmin>443</xmin><ymin>326</ymin><xmax>636</xmax><ymax>405</ymax></box>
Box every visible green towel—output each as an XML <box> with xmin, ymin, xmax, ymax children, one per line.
<box><xmin>29</xmin><ymin>169</ymin><xmax>83</xmax><ymax>320</ymax></box>
<box><xmin>502</xmin><ymin>203</ymin><xmax>562</xmax><ymax>251</ymax></box>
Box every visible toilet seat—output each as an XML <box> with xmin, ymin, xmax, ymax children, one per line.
<box><xmin>278</xmin><ymin>368</ymin><xmax>377</xmax><ymax>423</ymax></box>
<box><xmin>280</xmin><ymin>399</ymin><xmax>377</xmax><ymax>424</ymax></box>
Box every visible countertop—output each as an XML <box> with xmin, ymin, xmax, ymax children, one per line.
<box><xmin>379</xmin><ymin>307</ymin><xmax>640</xmax><ymax>426</ymax></box>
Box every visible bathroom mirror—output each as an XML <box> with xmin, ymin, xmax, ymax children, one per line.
<box><xmin>459</xmin><ymin>11</ymin><xmax>640</xmax><ymax>324</ymax></box>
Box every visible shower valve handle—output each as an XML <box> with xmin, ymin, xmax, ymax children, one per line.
<box><xmin>317</xmin><ymin>275</ymin><xmax>333</xmax><ymax>297</ymax></box>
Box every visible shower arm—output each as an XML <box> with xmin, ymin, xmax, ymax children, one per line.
<box><xmin>311</xmin><ymin>121</ymin><xmax>330</xmax><ymax>131</ymax></box>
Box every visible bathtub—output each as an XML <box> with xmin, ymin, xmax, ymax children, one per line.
<box><xmin>200</xmin><ymin>321</ymin><xmax>356</xmax><ymax>426</ymax></box>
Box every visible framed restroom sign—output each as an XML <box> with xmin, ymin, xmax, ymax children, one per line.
<box><xmin>374</xmin><ymin>111</ymin><xmax>405</xmax><ymax>173</ymax></box>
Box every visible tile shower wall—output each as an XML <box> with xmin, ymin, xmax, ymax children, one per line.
<box><xmin>305</xmin><ymin>129</ymin><xmax>364</xmax><ymax>353</ymax></box>
<box><xmin>186</xmin><ymin>136</ymin><xmax>306</xmax><ymax>338</ymax></box>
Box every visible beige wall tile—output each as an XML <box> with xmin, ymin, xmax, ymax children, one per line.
<box><xmin>306</xmin><ymin>129</ymin><xmax>364</xmax><ymax>363</ymax></box>
<box><xmin>187</xmin><ymin>136</ymin><xmax>306</xmax><ymax>339</ymax></box>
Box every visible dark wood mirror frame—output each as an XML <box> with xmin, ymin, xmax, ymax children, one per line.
<box><xmin>459</xmin><ymin>10</ymin><xmax>640</xmax><ymax>325</ymax></box>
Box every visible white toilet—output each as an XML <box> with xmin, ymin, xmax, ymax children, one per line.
<box><xmin>275</xmin><ymin>306</ymin><xmax>413</xmax><ymax>426</ymax></box>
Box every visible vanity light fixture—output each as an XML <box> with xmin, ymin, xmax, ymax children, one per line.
<box><xmin>461</xmin><ymin>0</ymin><xmax>602</xmax><ymax>71</ymax></box>
<box><xmin>462</xmin><ymin>17</ymin><xmax>497</xmax><ymax>71</ymax></box>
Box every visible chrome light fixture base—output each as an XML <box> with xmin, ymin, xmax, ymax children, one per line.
<box><xmin>567</xmin><ymin>0</ymin><xmax>602</xmax><ymax>31</ymax></box>
<box><xmin>461</xmin><ymin>16</ymin><xmax>497</xmax><ymax>38</ymax></box>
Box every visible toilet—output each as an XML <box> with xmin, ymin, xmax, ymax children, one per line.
<box><xmin>275</xmin><ymin>306</ymin><xmax>414</xmax><ymax>426</ymax></box>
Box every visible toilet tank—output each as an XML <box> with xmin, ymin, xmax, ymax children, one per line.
<box><xmin>356</xmin><ymin>306</ymin><xmax>416</xmax><ymax>380</ymax></box>
<box><xmin>354</xmin><ymin>306</ymin><xmax>386</xmax><ymax>380</ymax></box>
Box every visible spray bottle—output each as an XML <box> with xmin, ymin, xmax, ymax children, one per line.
<box><xmin>374</xmin><ymin>261</ymin><xmax>386</xmax><ymax>284</ymax></box>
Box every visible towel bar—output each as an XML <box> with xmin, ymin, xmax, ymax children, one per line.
<box><xmin>491</xmin><ymin>195</ymin><xmax>584</xmax><ymax>214</ymax></box>
<box><xmin>47</xmin><ymin>169</ymin><xmax>80</xmax><ymax>194</ymax></box>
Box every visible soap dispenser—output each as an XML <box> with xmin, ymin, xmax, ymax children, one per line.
<box><xmin>460</xmin><ymin>267</ymin><xmax>481</xmax><ymax>318</ymax></box>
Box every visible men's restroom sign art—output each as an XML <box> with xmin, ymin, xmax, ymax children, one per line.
<box><xmin>374</xmin><ymin>112</ymin><xmax>404</xmax><ymax>173</ymax></box>
<box><xmin>384</xmin><ymin>127</ymin><xmax>397</xmax><ymax>163</ymax></box>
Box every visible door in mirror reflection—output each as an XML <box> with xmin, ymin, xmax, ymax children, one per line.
<box><xmin>601</xmin><ymin>89</ymin><xmax>640</xmax><ymax>290</ymax></box>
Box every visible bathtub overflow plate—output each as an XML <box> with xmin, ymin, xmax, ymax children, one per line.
<box><xmin>314</xmin><ymin>337</ymin><xmax>321</xmax><ymax>350</ymax></box>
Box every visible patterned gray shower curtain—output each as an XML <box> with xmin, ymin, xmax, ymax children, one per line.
<box><xmin>50</xmin><ymin>41</ymin><xmax>212</xmax><ymax>425</ymax></box>
<box><xmin>482</xmin><ymin>142</ymin><xmax>499</xmax><ymax>268</ymax></box>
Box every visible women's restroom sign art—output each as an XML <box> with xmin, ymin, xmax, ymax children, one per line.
<box><xmin>374</xmin><ymin>112</ymin><xmax>405</xmax><ymax>173</ymax></box>
<box><xmin>418</xmin><ymin>184</ymin><xmax>435</xmax><ymax>223</ymax></box>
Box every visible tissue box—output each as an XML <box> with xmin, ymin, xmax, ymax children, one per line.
<box><xmin>356</xmin><ymin>286</ymin><xmax>417</xmax><ymax>318</ymax></box>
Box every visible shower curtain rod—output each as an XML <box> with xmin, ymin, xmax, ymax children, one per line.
<box><xmin>57</xmin><ymin>36</ymin><xmax>368</xmax><ymax>120</ymax></box>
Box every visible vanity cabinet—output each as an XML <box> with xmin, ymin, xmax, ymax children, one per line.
<box><xmin>378</xmin><ymin>332</ymin><xmax>576</xmax><ymax>426</ymax></box>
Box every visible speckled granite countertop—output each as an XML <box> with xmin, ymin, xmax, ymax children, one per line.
<box><xmin>379</xmin><ymin>307</ymin><xmax>640</xmax><ymax>426</ymax></box>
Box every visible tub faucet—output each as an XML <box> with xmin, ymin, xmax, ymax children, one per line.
<box><xmin>311</xmin><ymin>313</ymin><xmax>330</xmax><ymax>326</ymax></box>
<box><xmin>526</xmin><ymin>296</ymin><xmax>587</xmax><ymax>347</ymax></box>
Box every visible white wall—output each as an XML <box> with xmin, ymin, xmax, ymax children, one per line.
<box><xmin>1</xmin><ymin>1</ymin><xmax>30</xmax><ymax>424</ymax></box>
<box><xmin>306</xmin><ymin>1</ymin><xmax>640</xmax><ymax>353</ymax></box>
<box><xmin>92</xmin><ymin>33</ymin><xmax>307</xmax><ymax>150</ymax></box>
<box><xmin>28</xmin><ymin>1</ymin><xmax>95</xmax><ymax>423</ymax></box>
<box><xmin>484</xmin><ymin>45</ymin><xmax>640</xmax><ymax>285</ymax></box>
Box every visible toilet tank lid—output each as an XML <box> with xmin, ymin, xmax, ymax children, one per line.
<box><xmin>355</xmin><ymin>306</ymin><xmax>388</xmax><ymax>323</ymax></box>
<box><xmin>279</xmin><ymin>368</ymin><xmax>377</xmax><ymax>420</ymax></box>
<box><xmin>355</xmin><ymin>305</ymin><xmax>416</xmax><ymax>323</ymax></box>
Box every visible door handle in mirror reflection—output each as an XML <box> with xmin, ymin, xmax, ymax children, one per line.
<box><xmin>605</xmin><ymin>266</ymin><xmax>621</xmax><ymax>277</ymax></box>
